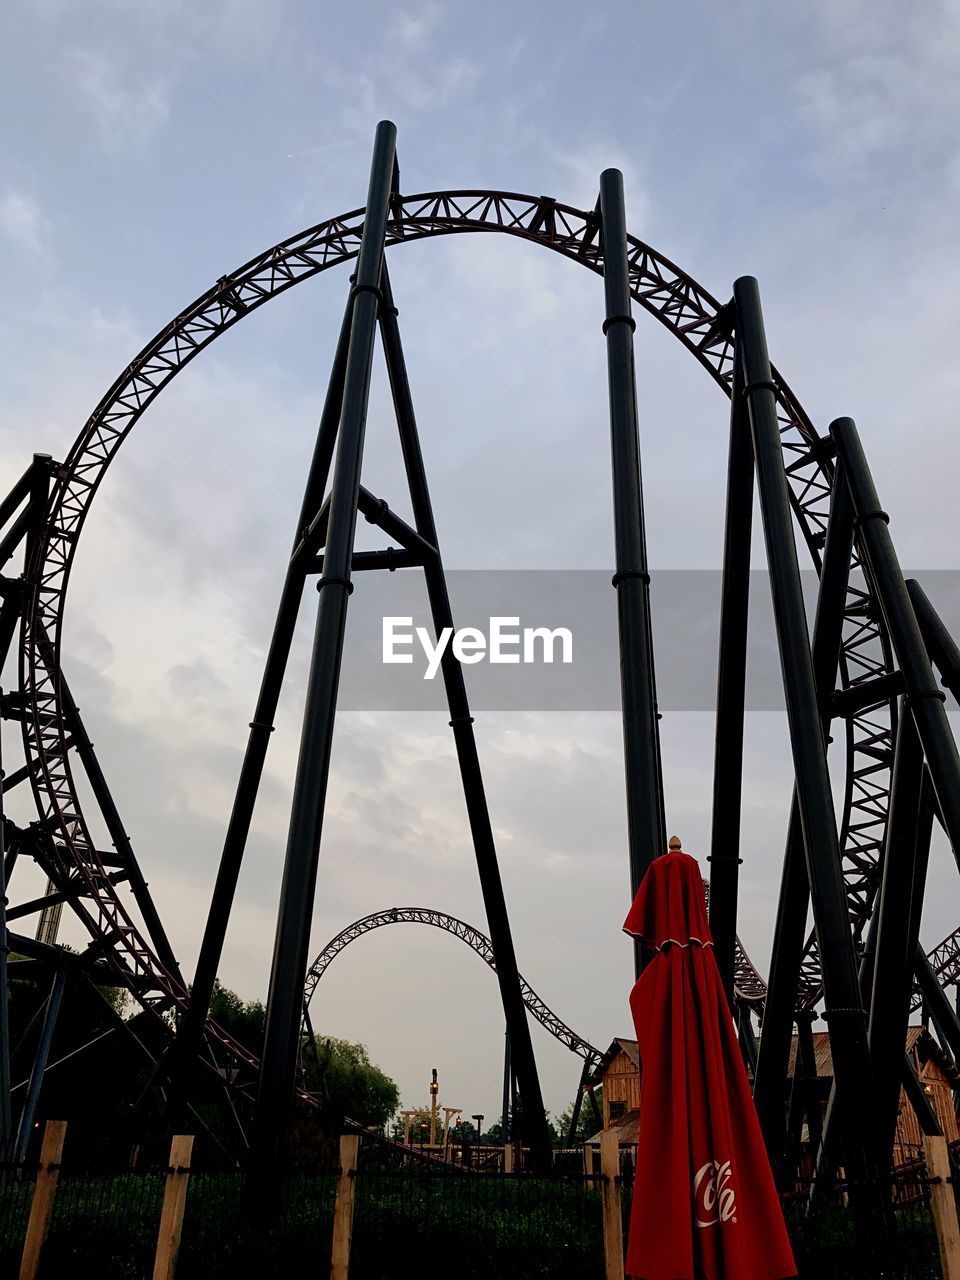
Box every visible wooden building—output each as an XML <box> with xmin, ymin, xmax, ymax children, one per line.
<box><xmin>583</xmin><ymin>1026</ymin><xmax>958</xmax><ymax>1167</ymax></box>
<box><xmin>581</xmin><ymin>1038</ymin><xmax>641</xmax><ymax>1174</ymax></box>
<box><xmin>786</xmin><ymin>1025</ymin><xmax>958</xmax><ymax>1166</ymax></box>
<box><xmin>591</xmin><ymin>1038</ymin><xmax>641</xmax><ymax>1129</ymax></box>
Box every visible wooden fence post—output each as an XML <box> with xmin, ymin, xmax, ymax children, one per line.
<box><xmin>19</xmin><ymin>1118</ymin><xmax>67</xmax><ymax>1280</ymax></box>
<box><xmin>925</xmin><ymin>1134</ymin><xmax>960</xmax><ymax>1280</ymax></box>
<box><xmin>600</xmin><ymin>1129</ymin><xmax>625</xmax><ymax>1280</ymax></box>
<box><xmin>152</xmin><ymin>1134</ymin><xmax>194</xmax><ymax>1280</ymax></box>
<box><xmin>330</xmin><ymin>1133</ymin><xmax>360</xmax><ymax>1280</ymax></box>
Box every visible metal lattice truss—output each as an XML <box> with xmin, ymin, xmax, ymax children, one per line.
<box><xmin>303</xmin><ymin>907</ymin><xmax>605</xmax><ymax>1071</ymax></box>
<box><xmin>913</xmin><ymin>924</ymin><xmax>960</xmax><ymax>1013</ymax></box>
<box><xmin>17</xmin><ymin>188</ymin><xmax>923</xmax><ymax>1054</ymax></box>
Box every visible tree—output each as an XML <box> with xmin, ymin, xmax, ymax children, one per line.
<box><xmin>555</xmin><ymin>1087</ymin><xmax>603</xmax><ymax>1145</ymax></box>
<box><xmin>302</xmin><ymin>1035</ymin><xmax>399</xmax><ymax>1130</ymax></box>
<box><xmin>205</xmin><ymin>983</ymin><xmax>398</xmax><ymax>1129</ymax></box>
<box><xmin>451</xmin><ymin>1117</ymin><xmax>478</xmax><ymax>1144</ymax></box>
<box><xmin>208</xmin><ymin>980</ymin><xmax>265</xmax><ymax>1056</ymax></box>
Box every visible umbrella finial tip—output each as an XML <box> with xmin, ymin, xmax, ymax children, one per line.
<box><xmin>668</xmin><ymin>835</ymin><xmax>682</xmax><ymax>850</ymax></box>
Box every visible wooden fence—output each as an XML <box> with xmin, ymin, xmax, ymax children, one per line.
<box><xmin>13</xmin><ymin>1121</ymin><xmax>960</xmax><ymax>1280</ymax></box>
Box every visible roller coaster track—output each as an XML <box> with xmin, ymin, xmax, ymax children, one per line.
<box><xmin>303</xmin><ymin>907</ymin><xmax>606</xmax><ymax>1070</ymax></box>
<box><xmin>13</xmin><ymin>182</ymin><xmax>956</xmax><ymax>1073</ymax></box>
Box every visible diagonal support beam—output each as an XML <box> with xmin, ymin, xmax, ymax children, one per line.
<box><xmin>357</xmin><ymin>486</ymin><xmax>438</xmax><ymax>560</ymax></box>
<box><xmin>901</xmin><ymin>1051</ymin><xmax>942</xmax><ymax>1137</ymax></box>
<box><xmin>33</xmin><ymin>623</ymin><xmax>182</xmax><ymax>981</ymax></box>
<box><xmin>916</xmin><ymin>946</ymin><xmax>960</xmax><ymax>1065</ymax></box>
<box><xmin>868</xmin><ymin>705</ymin><xmax>926</xmax><ymax>1163</ymax></box>
<box><xmin>13</xmin><ymin>967</ymin><xmax>66</xmax><ymax>1164</ymax></box>
<box><xmin>376</xmin><ymin>261</ymin><xmax>553</xmax><ymax>1167</ymax></box>
<box><xmin>734</xmin><ymin>280</ymin><xmax>879</xmax><ymax>1199</ymax></box>
<box><xmin>907</xmin><ymin>578</ymin><xmax>960</xmax><ymax>705</ymax></box>
<box><xmin>751</xmin><ymin>452</ymin><xmax>855</xmax><ymax>1174</ymax></box>
<box><xmin>167</xmin><ymin>295</ymin><xmax>357</xmax><ymax>1128</ymax></box>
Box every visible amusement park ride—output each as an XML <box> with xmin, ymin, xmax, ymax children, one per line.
<box><xmin>2</xmin><ymin>121</ymin><xmax>960</xmax><ymax>1194</ymax></box>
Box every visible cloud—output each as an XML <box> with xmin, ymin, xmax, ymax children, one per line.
<box><xmin>390</xmin><ymin>3</ymin><xmax>443</xmax><ymax>48</ymax></box>
<box><xmin>0</xmin><ymin>192</ymin><xmax>50</xmax><ymax>259</ymax></box>
<box><xmin>308</xmin><ymin>13</ymin><xmax>485</xmax><ymax>144</ymax></box>
<box><xmin>798</xmin><ymin>2</ymin><xmax>960</xmax><ymax>175</ymax></box>
<box><xmin>64</xmin><ymin>47</ymin><xmax>171</xmax><ymax>150</ymax></box>
<box><xmin>6</xmin><ymin>0</ymin><xmax>960</xmax><ymax>1124</ymax></box>
<box><xmin>554</xmin><ymin>140</ymin><xmax>651</xmax><ymax>226</ymax></box>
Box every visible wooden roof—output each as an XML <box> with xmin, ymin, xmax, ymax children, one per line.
<box><xmin>584</xmin><ymin>1108</ymin><xmax>640</xmax><ymax>1146</ymax></box>
<box><xmin>787</xmin><ymin>1025</ymin><xmax>956</xmax><ymax>1081</ymax></box>
<box><xmin>586</xmin><ymin>1038</ymin><xmax>640</xmax><ymax>1087</ymax></box>
<box><xmin>588</xmin><ymin>1026</ymin><xmax>955</xmax><ymax>1089</ymax></box>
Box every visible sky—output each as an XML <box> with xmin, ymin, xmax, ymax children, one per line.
<box><xmin>2</xmin><ymin>0</ymin><xmax>960</xmax><ymax>1129</ymax></box>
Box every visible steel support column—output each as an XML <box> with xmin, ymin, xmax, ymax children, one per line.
<box><xmin>800</xmin><ymin>1012</ymin><xmax>823</xmax><ymax>1152</ymax></box>
<box><xmin>253</xmin><ymin>120</ymin><xmax>397</xmax><ymax>1156</ymax></box>
<box><xmin>501</xmin><ymin>1030</ymin><xmax>511</xmax><ymax>1142</ymax></box>
<box><xmin>902</xmin><ymin>1052</ymin><xmax>943</xmax><ymax>1137</ymax></box>
<box><xmin>831</xmin><ymin>418</ymin><xmax>960</xmax><ymax>872</ymax></box>
<box><xmin>0</xmin><ymin>455</ymin><xmax>51</xmax><ymax>1159</ymax></box>
<box><xmin>13</xmin><ymin>966</ymin><xmax>66</xmax><ymax>1165</ymax></box>
<box><xmin>0</xmin><ymin>729</ymin><xmax>11</xmax><ymax>1159</ymax></box>
<box><xmin>751</xmin><ymin>456</ymin><xmax>855</xmax><ymax>1170</ymax></box>
<box><xmin>736</xmin><ymin>999</ymin><xmax>759</xmax><ymax>1077</ymax></box>
<box><xmin>786</xmin><ymin>1010</ymin><xmax>819</xmax><ymax>1168</ymax></box>
<box><xmin>868</xmin><ymin>704</ymin><xmax>925</xmax><ymax>1163</ymax></box>
<box><xmin>734</xmin><ymin>279</ymin><xmax>877</xmax><ymax>1186</ymax></box>
<box><xmin>906</xmin><ymin>774</ymin><xmax>935</xmax><ymax>981</ymax></box>
<box><xmin>908</xmin><ymin>579</ymin><xmax>960</xmax><ymax>706</ymax></box>
<box><xmin>916</xmin><ymin>947</ymin><xmax>960</xmax><ymax>1065</ymax></box>
<box><xmin>0</xmin><ymin>461</ymin><xmax>38</xmax><ymax>533</ymax></box>
<box><xmin>566</xmin><ymin>1060</ymin><xmax>593</xmax><ymax>1144</ymax></box>
<box><xmin>709</xmin><ymin>344</ymin><xmax>753</xmax><ymax>1005</ymax></box>
<box><xmin>376</xmin><ymin>264</ymin><xmax>552</xmax><ymax>1164</ymax></box>
<box><xmin>23</xmin><ymin>454</ymin><xmax>51</xmax><ymax>576</ymax></box>
<box><xmin>599</xmin><ymin>169</ymin><xmax>665</xmax><ymax>979</ymax></box>
<box><xmin>0</xmin><ymin>455</ymin><xmax>51</xmax><ymax>682</ymax></box>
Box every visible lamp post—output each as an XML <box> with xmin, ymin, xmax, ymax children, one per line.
<box><xmin>472</xmin><ymin>1113</ymin><xmax>484</xmax><ymax>1168</ymax></box>
<box><xmin>429</xmin><ymin>1067</ymin><xmax>439</xmax><ymax>1147</ymax></box>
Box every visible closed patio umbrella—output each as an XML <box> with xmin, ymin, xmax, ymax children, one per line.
<box><xmin>623</xmin><ymin>846</ymin><xmax>795</xmax><ymax>1280</ymax></box>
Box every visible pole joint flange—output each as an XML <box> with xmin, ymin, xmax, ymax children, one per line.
<box><xmin>317</xmin><ymin>576</ymin><xmax>354</xmax><ymax>595</ymax></box>
<box><xmin>855</xmin><ymin>507</ymin><xmax>890</xmax><ymax>526</ymax></box>
<box><xmin>743</xmin><ymin>379</ymin><xmax>779</xmax><ymax>399</ymax></box>
<box><xmin>611</xmin><ymin>568</ymin><xmax>650</xmax><ymax>588</ymax></box>
<box><xmin>907</xmin><ymin>688</ymin><xmax>947</xmax><ymax>706</ymax></box>
<box><xmin>602</xmin><ymin>314</ymin><xmax>636</xmax><ymax>335</ymax></box>
<box><xmin>351</xmin><ymin>282</ymin><xmax>383</xmax><ymax>304</ymax></box>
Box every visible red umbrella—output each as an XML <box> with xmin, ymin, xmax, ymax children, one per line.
<box><xmin>622</xmin><ymin>847</ymin><xmax>796</xmax><ymax>1280</ymax></box>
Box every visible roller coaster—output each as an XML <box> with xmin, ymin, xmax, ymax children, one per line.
<box><xmin>2</xmin><ymin>120</ymin><xmax>960</xmax><ymax>1187</ymax></box>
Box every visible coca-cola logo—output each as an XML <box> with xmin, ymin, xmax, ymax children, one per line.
<box><xmin>693</xmin><ymin>1159</ymin><xmax>737</xmax><ymax>1227</ymax></box>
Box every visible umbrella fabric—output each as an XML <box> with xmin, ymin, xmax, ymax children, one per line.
<box><xmin>623</xmin><ymin>850</ymin><xmax>795</xmax><ymax>1280</ymax></box>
